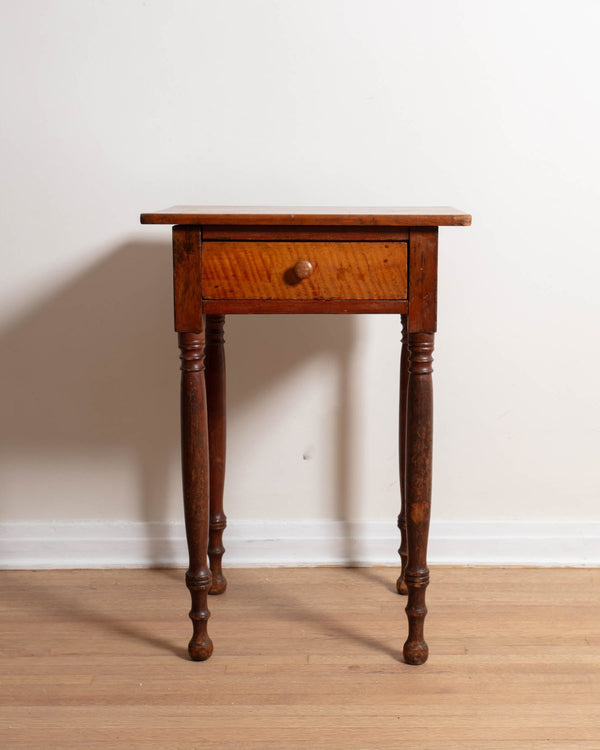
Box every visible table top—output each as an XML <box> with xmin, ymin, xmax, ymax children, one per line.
<box><xmin>141</xmin><ymin>206</ymin><xmax>471</xmax><ymax>227</ymax></box>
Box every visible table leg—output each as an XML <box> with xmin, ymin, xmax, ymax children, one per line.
<box><xmin>403</xmin><ymin>332</ymin><xmax>434</xmax><ymax>665</ymax></box>
<box><xmin>205</xmin><ymin>314</ymin><xmax>227</xmax><ymax>595</ymax></box>
<box><xmin>178</xmin><ymin>331</ymin><xmax>213</xmax><ymax>661</ymax></box>
<box><xmin>396</xmin><ymin>314</ymin><xmax>409</xmax><ymax>595</ymax></box>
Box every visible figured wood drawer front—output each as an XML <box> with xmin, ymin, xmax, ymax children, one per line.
<box><xmin>202</xmin><ymin>241</ymin><xmax>408</xmax><ymax>300</ymax></box>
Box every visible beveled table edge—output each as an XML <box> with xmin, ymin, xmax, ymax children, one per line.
<box><xmin>140</xmin><ymin>206</ymin><xmax>472</xmax><ymax>227</ymax></box>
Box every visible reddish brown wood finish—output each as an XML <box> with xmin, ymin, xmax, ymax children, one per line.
<box><xmin>143</xmin><ymin>205</ymin><xmax>470</xmax><ymax>665</ymax></box>
<box><xmin>173</xmin><ymin>226</ymin><xmax>202</xmax><ymax>332</ymax></box>
<box><xmin>403</xmin><ymin>332</ymin><xmax>434</xmax><ymax>666</ymax></box>
<box><xmin>202</xmin><ymin>241</ymin><xmax>408</xmax><ymax>301</ymax></box>
<box><xmin>141</xmin><ymin>206</ymin><xmax>471</xmax><ymax>226</ymax></box>
<box><xmin>205</xmin><ymin>315</ymin><xmax>227</xmax><ymax>595</ymax></box>
<box><xmin>201</xmin><ymin>225</ymin><xmax>410</xmax><ymax>242</ymax></box>
<box><xmin>202</xmin><ymin>299</ymin><xmax>409</xmax><ymax>315</ymax></box>
<box><xmin>178</xmin><ymin>331</ymin><xmax>213</xmax><ymax>661</ymax></box>
<box><xmin>408</xmin><ymin>227</ymin><xmax>438</xmax><ymax>333</ymax></box>
<box><xmin>396</xmin><ymin>314</ymin><xmax>409</xmax><ymax>596</ymax></box>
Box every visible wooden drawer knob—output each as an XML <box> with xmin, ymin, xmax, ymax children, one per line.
<box><xmin>294</xmin><ymin>259</ymin><xmax>313</xmax><ymax>280</ymax></box>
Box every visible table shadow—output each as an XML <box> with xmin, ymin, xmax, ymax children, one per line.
<box><xmin>0</xmin><ymin>240</ymin><xmax>379</xmax><ymax>567</ymax></box>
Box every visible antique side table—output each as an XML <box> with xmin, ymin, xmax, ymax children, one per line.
<box><xmin>140</xmin><ymin>206</ymin><xmax>471</xmax><ymax>665</ymax></box>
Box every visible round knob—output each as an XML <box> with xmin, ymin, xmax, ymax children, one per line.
<box><xmin>294</xmin><ymin>259</ymin><xmax>313</xmax><ymax>280</ymax></box>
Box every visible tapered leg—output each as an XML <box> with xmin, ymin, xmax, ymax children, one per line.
<box><xmin>178</xmin><ymin>331</ymin><xmax>213</xmax><ymax>661</ymax></box>
<box><xmin>403</xmin><ymin>332</ymin><xmax>434</xmax><ymax>666</ymax></box>
<box><xmin>205</xmin><ymin>314</ymin><xmax>227</xmax><ymax>595</ymax></box>
<box><xmin>396</xmin><ymin>314</ymin><xmax>409</xmax><ymax>595</ymax></box>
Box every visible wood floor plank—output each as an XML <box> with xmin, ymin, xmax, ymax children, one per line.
<box><xmin>1</xmin><ymin>566</ymin><xmax>599</xmax><ymax>749</ymax></box>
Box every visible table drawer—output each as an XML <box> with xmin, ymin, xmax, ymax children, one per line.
<box><xmin>201</xmin><ymin>241</ymin><xmax>408</xmax><ymax>300</ymax></box>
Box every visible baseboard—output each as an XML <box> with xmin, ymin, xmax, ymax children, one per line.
<box><xmin>1</xmin><ymin>519</ymin><xmax>599</xmax><ymax>569</ymax></box>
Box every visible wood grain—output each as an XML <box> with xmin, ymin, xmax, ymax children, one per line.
<box><xmin>147</xmin><ymin>208</ymin><xmax>471</xmax><ymax>667</ymax></box>
<box><xmin>202</xmin><ymin>299</ymin><xmax>409</xmax><ymax>314</ymax></box>
<box><xmin>1</xmin><ymin>567</ymin><xmax>599</xmax><ymax>749</ymax></box>
<box><xmin>201</xmin><ymin>225</ymin><xmax>410</xmax><ymax>241</ymax></box>
<box><xmin>396</xmin><ymin>314</ymin><xmax>409</xmax><ymax>595</ymax></box>
<box><xmin>178</xmin><ymin>332</ymin><xmax>213</xmax><ymax>660</ymax></box>
<box><xmin>403</xmin><ymin>332</ymin><xmax>435</xmax><ymax>665</ymax></box>
<box><xmin>201</xmin><ymin>241</ymin><xmax>408</xmax><ymax>301</ymax></box>
<box><xmin>205</xmin><ymin>315</ymin><xmax>227</xmax><ymax>596</ymax></box>
<box><xmin>141</xmin><ymin>206</ymin><xmax>472</xmax><ymax>226</ymax></box>
<box><xmin>408</xmin><ymin>227</ymin><xmax>438</xmax><ymax>333</ymax></box>
<box><xmin>173</xmin><ymin>226</ymin><xmax>202</xmax><ymax>332</ymax></box>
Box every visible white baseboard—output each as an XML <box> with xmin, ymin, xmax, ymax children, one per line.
<box><xmin>1</xmin><ymin>519</ymin><xmax>599</xmax><ymax>569</ymax></box>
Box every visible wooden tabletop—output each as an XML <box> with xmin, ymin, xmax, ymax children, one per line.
<box><xmin>140</xmin><ymin>206</ymin><xmax>471</xmax><ymax>227</ymax></box>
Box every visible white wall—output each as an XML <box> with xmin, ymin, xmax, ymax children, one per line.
<box><xmin>1</xmin><ymin>1</ymin><xmax>599</xmax><ymax>565</ymax></box>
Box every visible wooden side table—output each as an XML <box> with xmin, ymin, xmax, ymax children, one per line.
<box><xmin>141</xmin><ymin>206</ymin><xmax>471</xmax><ymax>665</ymax></box>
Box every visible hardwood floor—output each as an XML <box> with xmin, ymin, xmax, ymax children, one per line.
<box><xmin>1</xmin><ymin>566</ymin><xmax>599</xmax><ymax>749</ymax></box>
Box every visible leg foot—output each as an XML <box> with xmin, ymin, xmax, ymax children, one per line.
<box><xmin>188</xmin><ymin>603</ymin><xmax>214</xmax><ymax>659</ymax></box>
<box><xmin>403</xmin><ymin>639</ymin><xmax>428</xmax><ymax>666</ymax></box>
<box><xmin>402</xmin><ymin>568</ymin><xmax>429</xmax><ymax>665</ymax></box>
<box><xmin>209</xmin><ymin>573</ymin><xmax>227</xmax><ymax>595</ymax></box>
<box><xmin>208</xmin><ymin>550</ymin><xmax>227</xmax><ymax>595</ymax></box>
<box><xmin>188</xmin><ymin>638</ymin><xmax>214</xmax><ymax>661</ymax></box>
<box><xmin>396</xmin><ymin>580</ymin><xmax>409</xmax><ymax>596</ymax></box>
<box><xmin>186</xmin><ymin>570</ymin><xmax>213</xmax><ymax>661</ymax></box>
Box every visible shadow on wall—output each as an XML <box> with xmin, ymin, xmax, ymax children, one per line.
<box><xmin>0</xmin><ymin>240</ymin><xmax>359</xmax><ymax>562</ymax></box>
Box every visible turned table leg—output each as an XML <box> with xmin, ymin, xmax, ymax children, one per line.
<box><xmin>205</xmin><ymin>314</ymin><xmax>227</xmax><ymax>595</ymax></box>
<box><xmin>403</xmin><ymin>332</ymin><xmax>434</xmax><ymax>665</ymax></box>
<box><xmin>178</xmin><ymin>331</ymin><xmax>213</xmax><ymax>661</ymax></box>
<box><xmin>396</xmin><ymin>314</ymin><xmax>409</xmax><ymax>595</ymax></box>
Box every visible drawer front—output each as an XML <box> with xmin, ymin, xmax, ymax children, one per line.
<box><xmin>201</xmin><ymin>241</ymin><xmax>408</xmax><ymax>300</ymax></box>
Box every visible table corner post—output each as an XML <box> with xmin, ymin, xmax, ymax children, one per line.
<box><xmin>174</xmin><ymin>225</ymin><xmax>213</xmax><ymax>660</ymax></box>
<box><xmin>402</xmin><ymin>226</ymin><xmax>438</xmax><ymax>665</ymax></box>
